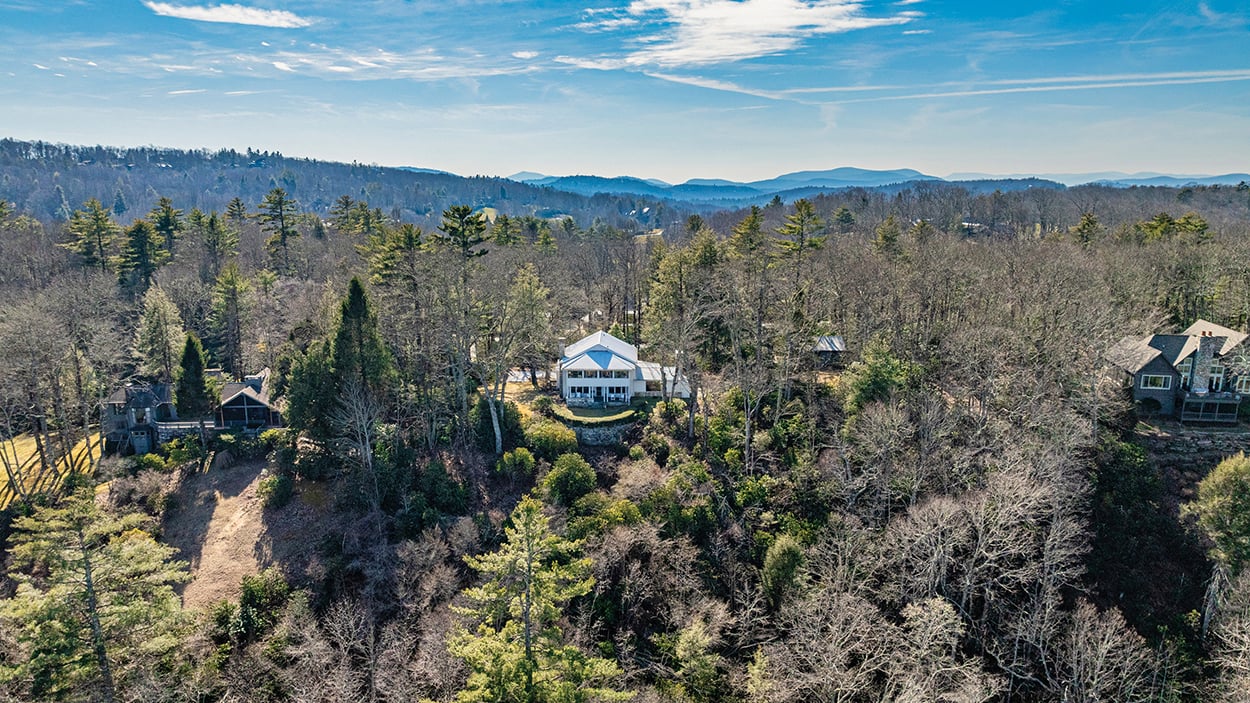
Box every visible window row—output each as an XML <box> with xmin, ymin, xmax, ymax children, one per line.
<box><xmin>565</xmin><ymin>370</ymin><xmax>632</xmax><ymax>379</ymax></box>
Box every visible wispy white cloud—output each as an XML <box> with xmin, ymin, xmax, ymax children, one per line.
<box><xmin>902</xmin><ymin>29</ymin><xmax>929</xmax><ymax>35</ymax></box>
<box><xmin>168</xmin><ymin>88</ymin><xmax>206</xmax><ymax>94</ymax></box>
<box><xmin>142</xmin><ymin>2</ymin><xmax>313</xmax><ymax>29</ymax></box>
<box><xmin>828</xmin><ymin>69</ymin><xmax>1250</xmax><ymax>104</ymax></box>
<box><xmin>512</xmin><ymin>51</ymin><xmax>539</xmax><ymax>60</ymax></box>
<box><xmin>783</xmin><ymin>68</ymin><xmax>1250</xmax><ymax>96</ymax></box>
<box><xmin>576</xmin><ymin>0</ymin><xmax>919</xmax><ymax>67</ymax></box>
<box><xmin>644</xmin><ymin>71</ymin><xmax>786</xmax><ymax>100</ymax></box>
<box><xmin>272</xmin><ymin>60</ymin><xmax>294</xmax><ymax>72</ymax></box>
<box><xmin>554</xmin><ymin>55</ymin><xmax>628</xmax><ymax>70</ymax></box>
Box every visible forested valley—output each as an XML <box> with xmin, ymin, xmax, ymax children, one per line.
<box><xmin>3</xmin><ymin>140</ymin><xmax>1250</xmax><ymax>702</ymax></box>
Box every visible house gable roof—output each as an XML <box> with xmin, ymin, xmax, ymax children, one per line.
<box><xmin>1109</xmin><ymin>320</ymin><xmax>1250</xmax><ymax>376</ymax></box>
<box><xmin>220</xmin><ymin>384</ymin><xmax>272</xmax><ymax>408</ymax></box>
<box><xmin>1182</xmin><ymin>319</ymin><xmax>1248</xmax><ymax>356</ymax></box>
<box><xmin>563</xmin><ymin>331</ymin><xmax>637</xmax><ymax>364</ymax></box>
<box><xmin>1146</xmin><ymin>334</ymin><xmax>1201</xmax><ymax>367</ymax></box>
<box><xmin>562</xmin><ymin>349</ymin><xmax>637</xmax><ymax>372</ymax></box>
<box><xmin>1108</xmin><ymin>336</ymin><xmax>1164</xmax><ymax>375</ymax></box>
<box><xmin>106</xmin><ymin>383</ymin><xmax>173</xmax><ymax>408</ymax></box>
<box><xmin>814</xmin><ymin>335</ymin><xmax>846</xmax><ymax>353</ymax></box>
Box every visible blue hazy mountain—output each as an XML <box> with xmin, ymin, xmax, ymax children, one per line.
<box><xmin>508</xmin><ymin>167</ymin><xmax>1051</xmax><ymax>206</ymax></box>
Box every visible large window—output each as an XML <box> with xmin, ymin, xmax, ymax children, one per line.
<box><xmin>1176</xmin><ymin>358</ymin><xmax>1192</xmax><ymax>386</ymax></box>
<box><xmin>567</xmin><ymin>370</ymin><xmax>584</xmax><ymax>379</ymax></box>
<box><xmin>1210</xmin><ymin>363</ymin><xmax>1225</xmax><ymax>391</ymax></box>
<box><xmin>1140</xmin><ymin>374</ymin><xmax>1172</xmax><ymax>390</ymax></box>
<box><xmin>1237</xmin><ymin>376</ymin><xmax>1250</xmax><ymax>394</ymax></box>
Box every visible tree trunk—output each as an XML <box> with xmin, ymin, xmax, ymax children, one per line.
<box><xmin>77</xmin><ymin>527</ymin><xmax>117</xmax><ymax>703</ymax></box>
<box><xmin>487</xmin><ymin>378</ymin><xmax>505</xmax><ymax>456</ymax></box>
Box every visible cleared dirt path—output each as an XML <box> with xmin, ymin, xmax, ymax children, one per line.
<box><xmin>163</xmin><ymin>459</ymin><xmax>265</xmax><ymax>610</ymax></box>
<box><xmin>163</xmin><ymin>457</ymin><xmax>342</xmax><ymax>611</ymax></box>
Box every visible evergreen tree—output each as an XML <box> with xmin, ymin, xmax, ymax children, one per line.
<box><xmin>438</xmin><ymin>204</ymin><xmax>489</xmax><ymax>260</ymax></box>
<box><xmin>200</xmin><ymin>211</ymin><xmax>239</xmax><ymax>280</ymax></box>
<box><xmin>116</xmin><ymin>219</ymin><xmax>168</xmax><ymax>293</ymax></box>
<box><xmin>361</xmin><ymin>222</ymin><xmax>424</xmax><ymax>285</ymax></box>
<box><xmin>283</xmin><ymin>340</ymin><xmax>336</xmax><ymax>442</ymax></box>
<box><xmin>450</xmin><ymin>496</ymin><xmax>630</xmax><ymax>703</ymax></box>
<box><xmin>211</xmin><ymin>263</ymin><xmax>250</xmax><ymax>379</ymax></box>
<box><xmin>225</xmin><ymin>196</ymin><xmax>248</xmax><ymax>225</ymax></box>
<box><xmin>833</xmin><ymin>205</ymin><xmax>856</xmax><ymax>233</ymax></box>
<box><xmin>534</xmin><ymin>225</ymin><xmax>557</xmax><ymax>252</ymax></box>
<box><xmin>492</xmin><ymin>213</ymin><xmax>521</xmax><ymax>246</ymax></box>
<box><xmin>148</xmin><ymin>196</ymin><xmax>183</xmax><ymax>255</ymax></box>
<box><xmin>775</xmin><ymin>198</ymin><xmax>826</xmax><ymax>260</ymax></box>
<box><xmin>329</xmin><ymin>194</ymin><xmax>356</xmax><ymax>233</ymax></box>
<box><xmin>331</xmin><ymin>277</ymin><xmax>393</xmax><ymax>396</ymax></box>
<box><xmin>1189</xmin><ymin>452</ymin><xmax>1250</xmax><ymax>575</ymax></box>
<box><xmin>175</xmin><ymin>333</ymin><xmax>212</xmax><ymax>419</ymax></box>
<box><xmin>63</xmin><ymin>198</ymin><xmax>119</xmax><ymax>273</ymax></box>
<box><xmin>110</xmin><ymin>187</ymin><xmax>127</xmax><ymax>217</ymax></box>
<box><xmin>727</xmin><ymin>205</ymin><xmax>765</xmax><ymax>256</ymax></box>
<box><xmin>134</xmin><ymin>287</ymin><xmax>185</xmax><ymax>382</ymax></box>
<box><xmin>1070</xmin><ymin>212</ymin><xmax>1103</xmax><ymax>245</ymax></box>
<box><xmin>873</xmin><ymin>215</ymin><xmax>902</xmax><ymax>256</ymax></box>
<box><xmin>257</xmin><ymin>187</ymin><xmax>299</xmax><ymax>271</ymax></box>
<box><xmin>0</xmin><ymin>489</ymin><xmax>189</xmax><ymax>702</ymax></box>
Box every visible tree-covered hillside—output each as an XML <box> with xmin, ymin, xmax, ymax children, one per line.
<box><xmin>2</xmin><ymin>144</ymin><xmax>1250</xmax><ymax>702</ymax></box>
<box><xmin>0</xmin><ymin>138</ymin><xmax>688</xmax><ymax>232</ymax></box>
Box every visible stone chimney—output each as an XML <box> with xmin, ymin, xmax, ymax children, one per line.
<box><xmin>1192</xmin><ymin>331</ymin><xmax>1219</xmax><ymax>394</ymax></box>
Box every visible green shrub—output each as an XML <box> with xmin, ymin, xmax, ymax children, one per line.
<box><xmin>544</xmin><ymin>452</ymin><xmax>597</xmax><ymax>506</ymax></box>
<box><xmin>761</xmin><ymin>535</ymin><xmax>804</xmax><ymax>609</ymax></box>
<box><xmin>532</xmin><ymin>395</ymin><xmax>555</xmax><ymax>417</ymax></box>
<box><xmin>525</xmin><ymin>419</ymin><xmax>578</xmax><ymax>462</ymax></box>
<box><xmin>233</xmin><ymin>569</ymin><xmax>291</xmax><ymax>643</ymax></box>
<box><xmin>471</xmin><ymin>397</ymin><xmax>525</xmax><ymax>452</ymax></box>
<box><xmin>628</xmin><ymin>444</ymin><xmax>646</xmax><ymax>461</ymax></box>
<box><xmin>569</xmin><ymin>496</ymin><xmax>642</xmax><ymax>539</ymax></box>
<box><xmin>258</xmin><ymin>474</ymin><xmax>294</xmax><ymax>509</ymax></box>
<box><xmin>497</xmin><ymin>447</ymin><xmax>537</xmax><ymax>479</ymax></box>
<box><xmin>1188</xmin><ymin>451</ymin><xmax>1250</xmax><ymax>574</ymax></box>
<box><xmin>132</xmin><ymin>452</ymin><xmax>170</xmax><ymax>474</ymax></box>
<box><xmin>642</xmin><ymin>431</ymin><xmax>670</xmax><ymax>467</ymax></box>
<box><xmin>648</xmin><ymin>398</ymin><xmax>688</xmax><ymax>439</ymax></box>
<box><xmin>294</xmin><ymin>450</ymin><xmax>337</xmax><ymax>480</ymax></box>
<box><xmin>164</xmin><ymin>436</ymin><xmax>204</xmax><ymax>466</ymax></box>
<box><xmin>215</xmin><ymin>432</ymin><xmax>265</xmax><ymax>459</ymax></box>
<box><xmin>258</xmin><ymin>428</ymin><xmax>293</xmax><ymax>451</ymax></box>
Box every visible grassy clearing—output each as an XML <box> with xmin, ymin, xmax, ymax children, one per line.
<box><xmin>0</xmin><ymin>433</ymin><xmax>100</xmax><ymax>509</ymax></box>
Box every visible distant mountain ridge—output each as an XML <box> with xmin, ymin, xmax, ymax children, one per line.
<box><xmin>504</xmin><ymin>166</ymin><xmax>1245</xmax><ymax>206</ymax></box>
<box><xmin>507</xmin><ymin>167</ymin><xmax>957</xmax><ymax>206</ymax></box>
<box><xmin>947</xmin><ymin>171</ymin><xmax>1250</xmax><ymax>188</ymax></box>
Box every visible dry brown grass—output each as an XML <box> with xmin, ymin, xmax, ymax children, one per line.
<box><xmin>0</xmin><ymin>433</ymin><xmax>100</xmax><ymax>509</ymax></box>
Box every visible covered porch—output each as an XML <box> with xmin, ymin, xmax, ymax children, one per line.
<box><xmin>1179</xmin><ymin>391</ymin><xmax>1242</xmax><ymax>424</ymax></box>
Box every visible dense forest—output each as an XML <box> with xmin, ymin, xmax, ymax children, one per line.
<box><xmin>2</xmin><ymin>141</ymin><xmax>1250</xmax><ymax>702</ymax></box>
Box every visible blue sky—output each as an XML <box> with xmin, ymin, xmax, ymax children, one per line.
<box><xmin>1</xmin><ymin>0</ymin><xmax>1248</xmax><ymax>183</ymax></box>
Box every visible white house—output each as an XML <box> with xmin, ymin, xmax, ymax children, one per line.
<box><xmin>558</xmin><ymin>330</ymin><xmax>690</xmax><ymax>406</ymax></box>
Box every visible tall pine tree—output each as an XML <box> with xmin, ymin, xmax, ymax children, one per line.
<box><xmin>450</xmin><ymin>496</ymin><xmax>630</xmax><ymax>703</ymax></box>
<box><xmin>175</xmin><ymin>333</ymin><xmax>212</xmax><ymax>419</ymax></box>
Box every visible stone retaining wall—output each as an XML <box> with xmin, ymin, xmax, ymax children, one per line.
<box><xmin>1136</xmin><ymin>424</ymin><xmax>1250</xmax><ymax>500</ymax></box>
<box><xmin>574</xmin><ymin>423</ymin><xmax>636</xmax><ymax>446</ymax></box>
